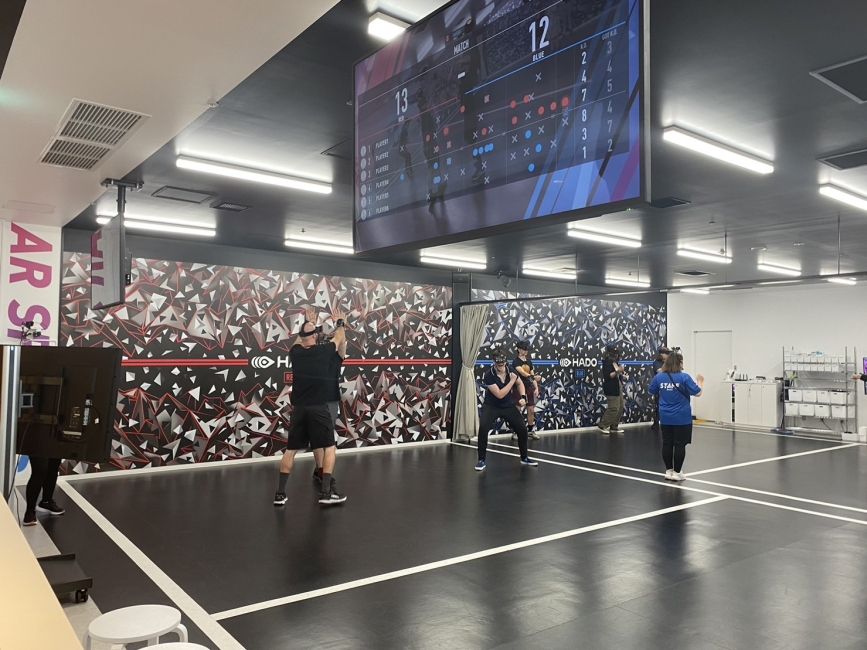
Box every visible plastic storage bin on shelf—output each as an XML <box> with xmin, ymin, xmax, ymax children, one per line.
<box><xmin>789</xmin><ymin>389</ymin><xmax>803</xmax><ymax>402</ymax></box>
<box><xmin>784</xmin><ymin>403</ymin><xmax>800</xmax><ymax>416</ymax></box>
<box><xmin>815</xmin><ymin>404</ymin><xmax>831</xmax><ymax>418</ymax></box>
<box><xmin>815</xmin><ymin>390</ymin><xmax>830</xmax><ymax>403</ymax></box>
<box><xmin>801</xmin><ymin>390</ymin><xmax>817</xmax><ymax>403</ymax></box>
<box><xmin>830</xmin><ymin>391</ymin><xmax>853</xmax><ymax>405</ymax></box>
<box><xmin>799</xmin><ymin>404</ymin><xmax>815</xmax><ymax>417</ymax></box>
<box><xmin>831</xmin><ymin>405</ymin><xmax>847</xmax><ymax>419</ymax></box>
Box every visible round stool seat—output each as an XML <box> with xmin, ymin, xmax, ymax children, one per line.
<box><xmin>152</xmin><ymin>644</ymin><xmax>209</xmax><ymax>649</ymax></box>
<box><xmin>88</xmin><ymin>604</ymin><xmax>181</xmax><ymax>643</ymax></box>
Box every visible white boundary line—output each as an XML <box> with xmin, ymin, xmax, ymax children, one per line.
<box><xmin>686</xmin><ymin>443</ymin><xmax>860</xmax><ymax>476</ymax></box>
<box><xmin>696</xmin><ymin>423</ymin><xmax>852</xmax><ymax>445</ymax></box>
<box><xmin>211</xmin><ymin>495</ymin><xmax>727</xmax><ymax>621</ymax></box>
<box><xmin>455</xmin><ymin>443</ymin><xmax>867</xmax><ymax>527</ymax></box>
<box><xmin>61</xmin><ymin>438</ymin><xmax>450</xmax><ymax>483</ymax></box>
<box><xmin>56</xmin><ymin>481</ymin><xmax>244</xmax><ymax>650</ymax></box>
<box><xmin>489</xmin><ymin>442</ymin><xmax>867</xmax><ymax>516</ymax></box>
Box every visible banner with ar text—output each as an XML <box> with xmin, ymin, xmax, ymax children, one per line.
<box><xmin>0</xmin><ymin>221</ymin><xmax>62</xmax><ymax>345</ymax></box>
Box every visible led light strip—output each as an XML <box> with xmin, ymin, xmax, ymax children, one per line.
<box><xmin>663</xmin><ymin>126</ymin><xmax>774</xmax><ymax>175</ymax></box>
<box><xmin>96</xmin><ymin>216</ymin><xmax>215</xmax><ymax>238</ymax></box>
<box><xmin>757</xmin><ymin>263</ymin><xmax>801</xmax><ymax>277</ymax></box>
<box><xmin>419</xmin><ymin>255</ymin><xmax>487</xmax><ymax>270</ymax></box>
<box><xmin>568</xmin><ymin>227</ymin><xmax>642</xmax><ymax>248</ymax></box>
<box><xmin>676</xmin><ymin>247</ymin><xmax>732</xmax><ymax>264</ymax></box>
<box><xmin>177</xmin><ymin>156</ymin><xmax>332</xmax><ymax>194</ymax></box>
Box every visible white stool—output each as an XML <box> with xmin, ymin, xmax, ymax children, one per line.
<box><xmin>84</xmin><ymin>604</ymin><xmax>188</xmax><ymax>648</ymax></box>
<box><xmin>152</xmin><ymin>644</ymin><xmax>209</xmax><ymax>649</ymax></box>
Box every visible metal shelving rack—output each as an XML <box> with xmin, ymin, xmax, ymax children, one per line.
<box><xmin>781</xmin><ymin>346</ymin><xmax>858</xmax><ymax>438</ymax></box>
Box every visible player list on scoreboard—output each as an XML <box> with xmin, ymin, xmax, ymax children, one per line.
<box><xmin>356</xmin><ymin>5</ymin><xmax>634</xmax><ymax>224</ymax></box>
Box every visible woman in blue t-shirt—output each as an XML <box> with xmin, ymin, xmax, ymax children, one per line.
<box><xmin>648</xmin><ymin>351</ymin><xmax>704</xmax><ymax>482</ymax></box>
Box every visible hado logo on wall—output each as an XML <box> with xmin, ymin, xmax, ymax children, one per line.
<box><xmin>558</xmin><ymin>357</ymin><xmax>600</xmax><ymax>368</ymax></box>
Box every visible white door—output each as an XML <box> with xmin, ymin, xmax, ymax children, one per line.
<box><xmin>693</xmin><ymin>330</ymin><xmax>733</xmax><ymax>422</ymax></box>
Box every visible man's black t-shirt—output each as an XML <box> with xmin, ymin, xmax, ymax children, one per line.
<box><xmin>483</xmin><ymin>368</ymin><xmax>514</xmax><ymax>408</ymax></box>
<box><xmin>290</xmin><ymin>343</ymin><xmax>337</xmax><ymax>406</ymax></box>
<box><xmin>511</xmin><ymin>357</ymin><xmax>534</xmax><ymax>387</ymax></box>
<box><xmin>602</xmin><ymin>359</ymin><xmax>620</xmax><ymax>397</ymax></box>
<box><xmin>328</xmin><ymin>351</ymin><xmax>344</xmax><ymax>403</ymax></box>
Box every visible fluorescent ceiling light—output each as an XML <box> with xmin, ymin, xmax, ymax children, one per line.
<box><xmin>420</xmin><ymin>255</ymin><xmax>486</xmax><ymax>270</ymax></box>
<box><xmin>827</xmin><ymin>276</ymin><xmax>857</xmax><ymax>286</ymax></box>
<box><xmin>176</xmin><ymin>156</ymin><xmax>331</xmax><ymax>194</ymax></box>
<box><xmin>605</xmin><ymin>290</ymin><xmax>655</xmax><ymax>296</ymax></box>
<box><xmin>757</xmin><ymin>263</ymin><xmax>801</xmax><ymax>277</ymax></box>
<box><xmin>676</xmin><ymin>247</ymin><xmax>732</xmax><ymax>264</ymax></box>
<box><xmin>96</xmin><ymin>216</ymin><xmax>215</xmax><ymax>238</ymax></box>
<box><xmin>663</xmin><ymin>126</ymin><xmax>774</xmax><ymax>175</ymax></box>
<box><xmin>567</xmin><ymin>227</ymin><xmax>642</xmax><ymax>248</ymax></box>
<box><xmin>705</xmin><ymin>284</ymin><xmax>735</xmax><ymax>289</ymax></box>
<box><xmin>368</xmin><ymin>11</ymin><xmax>409</xmax><ymax>41</ymax></box>
<box><xmin>96</xmin><ymin>211</ymin><xmax>215</xmax><ymax>229</ymax></box>
<box><xmin>681</xmin><ymin>288</ymin><xmax>710</xmax><ymax>295</ymax></box>
<box><xmin>758</xmin><ymin>280</ymin><xmax>800</xmax><ymax>285</ymax></box>
<box><xmin>521</xmin><ymin>267</ymin><xmax>577</xmax><ymax>280</ymax></box>
<box><xmin>285</xmin><ymin>235</ymin><xmax>353</xmax><ymax>255</ymax></box>
<box><xmin>605</xmin><ymin>276</ymin><xmax>651</xmax><ymax>288</ymax></box>
<box><xmin>819</xmin><ymin>184</ymin><xmax>867</xmax><ymax>212</ymax></box>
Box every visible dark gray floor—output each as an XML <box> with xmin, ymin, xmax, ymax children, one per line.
<box><xmin>43</xmin><ymin>425</ymin><xmax>867</xmax><ymax>650</ymax></box>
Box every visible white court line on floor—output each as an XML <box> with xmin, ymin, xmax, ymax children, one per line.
<box><xmin>211</xmin><ymin>495</ymin><xmax>727</xmax><ymax>621</ymax></box>
<box><xmin>57</xmin><ymin>482</ymin><xmax>244</xmax><ymax>650</ymax></box>
<box><xmin>62</xmin><ymin>438</ymin><xmax>451</xmax><ymax>482</ymax></box>
<box><xmin>489</xmin><ymin>442</ymin><xmax>867</xmax><ymax>516</ymax></box>
<box><xmin>696</xmin><ymin>423</ymin><xmax>852</xmax><ymax>445</ymax></box>
<box><xmin>456</xmin><ymin>443</ymin><xmax>867</xmax><ymax>527</ymax></box>
<box><xmin>686</xmin><ymin>443</ymin><xmax>860</xmax><ymax>476</ymax></box>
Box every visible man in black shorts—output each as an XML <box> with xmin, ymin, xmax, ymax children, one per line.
<box><xmin>512</xmin><ymin>340</ymin><xmax>542</xmax><ymax>439</ymax></box>
<box><xmin>274</xmin><ymin>313</ymin><xmax>347</xmax><ymax>506</ymax></box>
<box><xmin>312</xmin><ymin>322</ymin><xmax>347</xmax><ymax>489</ymax></box>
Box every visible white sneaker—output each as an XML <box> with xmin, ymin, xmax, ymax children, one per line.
<box><xmin>664</xmin><ymin>469</ymin><xmax>675</xmax><ymax>481</ymax></box>
<box><xmin>674</xmin><ymin>472</ymin><xmax>686</xmax><ymax>482</ymax></box>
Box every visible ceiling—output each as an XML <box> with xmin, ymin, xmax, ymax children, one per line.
<box><xmin>63</xmin><ymin>0</ymin><xmax>867</xmax><ymax>290</ymax></box>
<box><xmin>0</xmin><ymin>0</ymin><xmax>337</xmax><ymax>227</ymax></box>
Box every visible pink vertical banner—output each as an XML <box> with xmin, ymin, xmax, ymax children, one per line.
<box><xmin>0</xmin><ymin>221</ymin><xmax>61</xmax><ymax>345</ymax></box>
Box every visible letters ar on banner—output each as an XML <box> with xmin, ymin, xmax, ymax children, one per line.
<box><xmin>0</xmin><ymin>221</ymin><xmax>61</xmax><ymax>345</ymax></box>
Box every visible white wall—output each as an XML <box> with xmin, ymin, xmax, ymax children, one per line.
<box><xmin>668</xmin><ymin>283</ymin><xmax>867</xmax><ymax>429</ymax></box>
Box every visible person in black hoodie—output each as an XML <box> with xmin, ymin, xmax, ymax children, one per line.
<box><xmin>598</xmin><ymin>345</ymin><xmax>627</xmax><ymax>434</ymax></box>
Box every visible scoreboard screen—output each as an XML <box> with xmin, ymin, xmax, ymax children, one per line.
<box><xmin>353</xmin><ymin>0</ymin><xmax>647</xmax><ymax>253</ymax></box>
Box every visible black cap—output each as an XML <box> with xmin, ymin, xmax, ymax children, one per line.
<box><xmin>516</xmin><ymin>340</ymin><xmax>530</xmax><ymax>351</ymax></box>
<box><xmin>658</xmin><ymin>346</ymin><xmax>671</xmax><ymax>354</ymax></box>
<box><xmin>493</xmin><ymin>351</ymin><xmax>507</xmax><ymax>362</ymax></box>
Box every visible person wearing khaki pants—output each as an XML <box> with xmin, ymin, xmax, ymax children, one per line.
<box><xmin>598</xmin><ymin>345</ymin><xmax>626</xmax><ymax>433</ymax></box>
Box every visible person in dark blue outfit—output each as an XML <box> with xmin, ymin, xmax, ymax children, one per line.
<box><xmin>475</xmin><ymin>351</ymin><xmax>539</xmax><ymax>472</ymax></box>
<box><xmin>648</xmin><ymin>350</ymin><xmax>704</xmax><ymax>482</ymax></box>
<box><xmin>650</xmin><ymin>346</ymin><xmax>671</xmax><ymax>433</ymax></box>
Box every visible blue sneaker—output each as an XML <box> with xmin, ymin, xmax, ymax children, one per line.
<box><xmin>474</xmin><ymin>460</ymin><xmax>486</xmax><ymax>472</ymax></box>
<box><xmin>520</xmin><ymin>457</ymin><xmax>539</xmax><ymax>467</ymax></box>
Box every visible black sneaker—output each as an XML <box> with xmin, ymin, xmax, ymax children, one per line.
<box><xmin>318</xmin><ymin>480</ymin><xmax>347</xmax><ymax>506</ymax></box>
<box><xmin>273</xmin><ymin>492</ymin><xmax>288</xmax><ymax>506</ymax></box>
<box><xmin>312</xmin><ymin>469</ymin><xmax>322</xmax><ymax>488</ymax></box>
<box><xmin>37</xmin><ymin>500</ymin><xmax>65</xmax><ymax>516</ymax></box>
<box><xmin>23</xmin><ymin>511</ymin><xmax>37</xmax><ymax>526</ymax></box>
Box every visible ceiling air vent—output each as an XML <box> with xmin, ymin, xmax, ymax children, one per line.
<box><xmin>211</xmin><ymin>201</ymin><xmax>250</xmax><ymax>212</ymax></box>
<box><xmin>321</xmin><ymin>139</ymin><xmax>353</xmax><ymax>161</ymax></box>
<box><xmin>810</xmin><ymin>55</ymin><xmax>867</xmax><ymax>104</ymax></box>
<box><xmin>152</xmin><ymin>186</ymin><xmax>214</xmax><ymax>204</ymax></box>
<box><xmin>650</xmin><ymin>196</ymin><xmax>690</xmax><ymax>209</ymax></box>
<box><xmin>676</xmin><ymin>270</ymin><xmax>712</xmax><ymax>278</ymax></box>
<box><xmin>39</xmin><ymin>99</ymin><xmax>149</xmax><ymax>170</ymax></box>
<box><xmin>818</xmin><ymin>148</ymin><xmax>867</xmax><ymax>171</ymax></box>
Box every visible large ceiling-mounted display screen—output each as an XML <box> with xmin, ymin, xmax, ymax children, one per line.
<box><xmin>354</xmin><ymin>0</ymin><xmax>647</xmax><ymax>253</ymax></box>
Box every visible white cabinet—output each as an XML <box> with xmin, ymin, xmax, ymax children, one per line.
<box><xmin>729</xmin><ymin>381</ymin><xmax>782</xmax><ymax>428</ymax></box>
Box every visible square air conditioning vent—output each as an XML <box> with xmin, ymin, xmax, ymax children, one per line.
<box><xmin>152</xmin><ymin>186</ymin><xmax>214</xmax><ymax>204</ymax></box>
<box><xmin>818</xmin><ymin>148</ymin><xmax>867</xmax><ymax>171</ymax></box>
<box><xmin>810</xmin><ymin>55</ymin><xmax>867</xmax><ymax>104</ymax></box>
<box><xmin>211</xmin><ymin>201</ymin><xmax>250</xmax><ymax>212</ymax></box>
<box><xmin>39</xmin><ymin>99</ymin><xmax>150</xmax><ymax>170</ymax></box>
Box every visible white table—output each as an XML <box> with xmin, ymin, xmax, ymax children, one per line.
<box><xmin>84</xmin><ymin>604</ymin><xmax>188</xmax><ymax>648</ymax></box>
